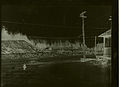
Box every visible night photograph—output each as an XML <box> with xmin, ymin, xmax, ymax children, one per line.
<box><xmin>1</xmin><ymin>1</ymin><xmax>114</xmax><ymax>87</ymax></box>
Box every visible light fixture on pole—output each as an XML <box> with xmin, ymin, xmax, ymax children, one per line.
<box><xmin>109</xmin><ymin>16</ymin><xmax>112</xmax><ymax>29</ymax></box>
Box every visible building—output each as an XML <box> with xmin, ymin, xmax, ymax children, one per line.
<box><xmin>98</xmin><ymin>29</ymin><xmax>111</xmax><ymax>57</ymax></box>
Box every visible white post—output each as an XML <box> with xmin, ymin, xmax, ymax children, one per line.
<box><xmin>95</xmin><ymin>36</ymin><xmax>97</xmax><ymax>55</ymax></box>
<box><xmin>103</xmin><ymin>37</ymin><xmax>106</xmax><ymax>56</ymax></box>
<box><xmin>23</xmin><ymin>64</ymin><xmax>27</xmax><ymax>70</ymax></box>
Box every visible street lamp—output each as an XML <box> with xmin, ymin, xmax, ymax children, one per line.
<box><xmin>109</xmin><ymin>16</ymin><xmax>112</xmax><ymax>29</ymax></box>
<box><xmin>80</xmin><ymin>11</ymin><xmax>87</xmax><ymax>58</ymax></box>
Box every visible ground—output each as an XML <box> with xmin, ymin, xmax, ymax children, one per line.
<box><xmin>1</xmin><ymin>55</ymin><xmax>111</xmax><ymax>87</ymax></box>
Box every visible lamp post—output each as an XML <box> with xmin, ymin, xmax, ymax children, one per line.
<box><xmin>80</xmin><ymin>11</ymin><xmax>87</xmax><ymax>58</ymax></box>
<box><xmin>108</xmin><ymin>15</ymin><xmax>112</xmax><ymax>87</ymax></box>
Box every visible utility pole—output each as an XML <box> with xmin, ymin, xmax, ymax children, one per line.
<box><xmin>80</xmin><ymin>11</ymin><xmax>87</xmax><ymax>58</ymax></box>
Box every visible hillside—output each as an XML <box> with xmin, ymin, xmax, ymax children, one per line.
<box><xmin>2</xmin><ymin>40</ymin><xmax>37</xmax><ymax>54</ymax></box>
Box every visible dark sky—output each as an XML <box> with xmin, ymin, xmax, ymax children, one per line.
<box><xmin>1</xmin><ymin>4</ymin><xmax>112</xmax><ymax>47</ymax></box>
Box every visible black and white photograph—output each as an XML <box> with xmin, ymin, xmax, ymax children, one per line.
<box><xmin>1</xmin><ymin>1</ymin><xmax>117</xmax><ymax>87</ymax></box>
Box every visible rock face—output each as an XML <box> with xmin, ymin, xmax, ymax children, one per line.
<box><xmin>2</xmin><ymin>40</ymin><xmax>37</xmax><ymax>54</ymax></box>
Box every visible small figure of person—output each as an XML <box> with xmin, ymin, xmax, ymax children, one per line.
<box><xmin>23</xmin><ymin>64</ymin><xmax>27</xmax><ymax>70</ymax></box>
